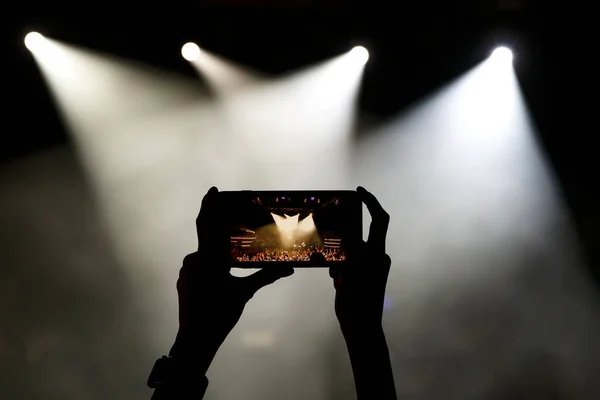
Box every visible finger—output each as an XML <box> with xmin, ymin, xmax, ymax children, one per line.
<box><xmin>242</xmin><ymin>267</ymin><xmax>294</xmax><ymax>298</ymax></box>
<box><xmin>383</xmin><ymin>254</ymin><xmax>392</xmax><ymax>269</ymax></box>
<box><xmin>339</xmin><ymin>230</ymin><xmax>365</xmax><ymax>264</ymax></box>
<box><xmin>329</xmin><ymin>264</ymin><xmax>343</xmax><ymax>289</ymax></box>
<box><xmin>177</xmin><ymin>272</ymin><xmax>187</xmax><ymax>328</ymax></box>
<box><xmin>196</xmin><ymin>186</ymin><xmax>219</xmax><ymax>252</ymax></box>
<box><xmin>356</xmin><ymin>186</ymin><xmax>390</xmax><ymax>253</ymax></box>
<box><xmin>177</xmin><ymin>254</ymin><xmax>198</xmax><ymax>329</ymax></box>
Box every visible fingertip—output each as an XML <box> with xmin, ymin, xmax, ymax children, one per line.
<box><xmin>329</xmin><ymin>265</ymin><xmax>343</xmax><ymax>289</ymax></box>
<box><xmin>202</xmin><ymin>187</ymin><xmax>218</xmax><ymax>202</ymax></box>
<box><xmin>182</xmin><ymin>252</ymin><xmax>199</xmax><ymax>268</ymax></box>
<box><xmin>329</xmin><ymin>264</ymin><xmax>341</xmax><ymax>279</ymax></box>
<box><xmin>356</xmin><ymin>186</ymin><xmax>371</xmax><ymax>203</ymax></box>
<box><xmin>384</xmin><ymin>254</ymin><xmax>392</xmax><ymax>266</ymax></box>
<box><xmin>199</xmin><ymin>187</ymin><xmax>219</xmax><ymax>210</ymax></box>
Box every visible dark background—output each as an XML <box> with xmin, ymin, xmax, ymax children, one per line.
<box><xmin>2</xmin><ymin>2</ymin><xmax>598</xmax><ymax>399</ymax></box>
<box><xmin>5</xmin><ymin>1</ymin><xmax>595</xmax><ymax>284</ymax></box>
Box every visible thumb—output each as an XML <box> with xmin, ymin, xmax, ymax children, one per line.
<box><xmin>329</xmin><ymin>264</ymin><xmax>343</xmax><ymax>289</ymax></box>
<box><xmin>243</xmin><ymin>267</ymin><xmax>294</xmax><ymax>298</ymax></box>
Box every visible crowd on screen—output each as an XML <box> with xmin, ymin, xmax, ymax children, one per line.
<box><xmin>234</xmin><ymin>246</ymin><xmax>346</xmax><ymax>262</ymax></box>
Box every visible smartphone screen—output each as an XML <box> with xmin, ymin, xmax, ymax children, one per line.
<box><xmin>218</xmin><ymin>191</ymin><xmax>362</xmax><ymax>268</ymax></box>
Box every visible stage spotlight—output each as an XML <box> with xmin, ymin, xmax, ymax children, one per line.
<box><xmin>490</xmin><ymin>46</ymin><xmax>513</xmax><ymax>64</ymax></box>
<box><xmin>24</xmin><ymin>32</ymin><xmax>46</xmax><ymax>52</ymax></box>
<box><xmin>181</xmin><ymin>42</ymin><xmax>200</xmax><ymax>61</ymax></box>
<box><xmin>349</xmin><ymin>46</ymin><xmax>369</xmax><ymax>65</ymax></box>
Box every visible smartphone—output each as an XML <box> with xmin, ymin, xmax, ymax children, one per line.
<box><xmin>217</xmin><ymin>190</ymin><xmax>362</xmax><ymax>268</ymax></box>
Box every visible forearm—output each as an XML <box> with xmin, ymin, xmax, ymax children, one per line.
<box><xmin>168</xmin><ymin>330</ymin><xmax>221</xmax><ymax>374</ymax></box>
<box><xmin>150</xmin><ymin>331</ymin><xmax>217</xmax><ymax>400</ymax></box>
<box><xmin>343</xmin><ymin>326</ymin><xmax>397</xmax><ymax>400</ymax></box>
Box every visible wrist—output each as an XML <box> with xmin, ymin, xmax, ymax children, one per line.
<box><xmin>340</xmin><ymin>323</ymin><xmax>384</xmax><ymax>341</ymax></box>
<box><xmin>342</xmin><ymin>326</ymin><xmax>390</xmax><ymax>366</ymax></box>
<box><xmin>149</xmin><ymin>357</ymin><xmax>209</xmax><ymax>399</ymax></box>
<box><xmin>168</xmin><ymin>329</ymin><xmax>221</xmax><ymax>376</ymax></box>
<box><xmin>341</xmin><ymin>326</ymin><xmax>397</xmax><ymax>399</ymax></box>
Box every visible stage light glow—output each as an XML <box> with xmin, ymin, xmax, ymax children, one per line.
<box><xmin>349</xmin><ymin>46</ymin><xmax>369</xmax><ymax>65</ymax></box>
<box><xmin>25</xmin><ymin>32</ymin><xmax>46</xmax><ymax>52</ymax></box>
<box><xmin>297</xmin><ymin>213</ymin><xmax>316</xmax><ymax>234</ymax></box>
<box><xmin>181</xmin><ymin>42</ymin><xmax>200</xmax><ymax>61</ymax></box>
<box><xmin>27</xmin><ymin>40</ymin><xmax>367</xmax><ymax>398</ymax></box>
<box><xmin>271</xmin><ymin>213</ymin><xmax>318</xmax><ymax>247</ymax></box>
<box><xmin>272</xmin><ymin>213</ymin><xmax>299</xmax><ymax>234</ymax></box>
<box><xmin>490</xmin><ymin>46</ymin><xmax>513</xmax><ymax>64</ymax></box>
<box><xmin>22</xmin><ymin>29</ymin><xmax>600</xmax><ymax>400</ymax></box>
<box><xmin>185</xmin><ymin>46</ymin><xmax>260</xmax><ymax>95</ymax></box>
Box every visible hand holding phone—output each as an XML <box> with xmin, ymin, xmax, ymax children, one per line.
<box><xmin>329</xmin><ymin>186</ymin><xmax>397</xmax><ymax>399</ymax></box>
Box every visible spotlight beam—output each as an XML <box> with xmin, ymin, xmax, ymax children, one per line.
<box><xmin>28</xmin><ymin>39</ymin><xmax>366</xmax><ymax>398</ymax></box>
<box><xmin>182</xmin><ymin>42</ymin><xmax>261</xmax><ymax>95</ymax></box>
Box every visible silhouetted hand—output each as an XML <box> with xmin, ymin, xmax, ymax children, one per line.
<box><xmin>169</xmin><ymin>186</ymin><xmax>294</xmax><ymax>373</ymax></box>
<box><xmin>329</xmin><ymin>186</ymin><xmax>396</xmax><ymax>399</ymax></box>
<box><xmin>330</xmin><ymin>186</ymin><xmax>391</xmax><ymax>335</ymax></box>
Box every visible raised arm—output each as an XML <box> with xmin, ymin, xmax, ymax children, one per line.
<box><xmin>149</xmin><ymin>187</ymin><xmax>294</xmax><ymax>399</ymax></box>
<box><xmin>330</xmin><ymin>186</ymin><xmax>397</xmax><ymax>399</ymax></box>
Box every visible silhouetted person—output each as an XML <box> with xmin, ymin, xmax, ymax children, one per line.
<box><xmin>310</xmin><ymin>250</ymin><xmax>326</xmax><ymax>266</ymax></box>
<box><xmin>148</xmin><ymin>186</ymin><xmax>397</xmax><ymax>399</ymax></box>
